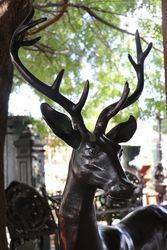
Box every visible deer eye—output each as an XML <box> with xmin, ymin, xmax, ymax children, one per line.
<box><xmin>88</xmin><ymin>147</ymin><xmax>99</xmax><ymax>156</ymax></box>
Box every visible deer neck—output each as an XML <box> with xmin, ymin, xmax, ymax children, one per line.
<box><xmin>59</xmin><ymin>154</ymin><xmax>102</xmax><ymax>250</ymax></box>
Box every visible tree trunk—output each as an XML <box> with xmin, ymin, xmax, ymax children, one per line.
<box><xmin>162</xmin><ymin>0</ymin><xmax>167</xmax><ymax>107</ymax></box>
<box><xmin>0</xmin><ymin>0</ymin><xmax>31</xmax><ymax>248</ymax></box>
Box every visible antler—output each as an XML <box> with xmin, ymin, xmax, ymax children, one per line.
<box><xmin>10</xmin><ymin>8</ymin><xmax>89</xmax><ymax>135</ymax></box>
<box><xmin>94</xmin><ymin>31</ymin><xmax>152</xmax><ymax>136</ymax></box>
<box><xmin>94</xmin><ymin>82</ymin><xmax>130</xmax><ymax>136</ymax></box>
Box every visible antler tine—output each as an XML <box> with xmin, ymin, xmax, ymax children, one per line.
<box><xmin>94</xmin><ymin>82</ymin><xmax>130</xmax><ymax>135</ymax></box>
<box><xmin>75</xmin><ymin>80</ymin><xmax>89</xmax><ymax>112</ymax></box>
<box><xmin>52</xmin><ymin>69</ymin><xmax>65</xmax><ymax>91</ymax></box>
<box><xmin>69</xmin><ymin>80</ymin><xmax>90</xmax><ymax>134</ymax></box>
<box><xmin>136</xmin><ymin>30</ymin><xmax>142</xmax><ymax>62</ymax></box>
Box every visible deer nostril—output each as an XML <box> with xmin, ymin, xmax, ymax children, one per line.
<box><xmin>119</xmin><ymin>183</ymin><xmax>129</xmax><ymax>191</ymax></box>
<box><xmin>122</xmin><ymin>178</ymin><xmax>135</xmax><ymax>190</ymax></box>
<box><xmin>104</xmin><ymin>181</ymin><xmax>135</xmax><ymax>199</ymax></box>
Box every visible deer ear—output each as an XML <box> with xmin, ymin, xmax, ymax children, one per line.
<box><xmin>40</xmin><ymin>103</ymin><xmax>81</xmax><ymax>149</ymax></box>
<box><xmin>106</xmin><ymin>115</ymin><xmax>137</xmax><ymax>143</ymax></box>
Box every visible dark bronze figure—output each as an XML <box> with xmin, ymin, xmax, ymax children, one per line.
<box><xmin>10</xmin><ymin>9</ymin><xmax>167</xmax><ymax>250</ymax></box>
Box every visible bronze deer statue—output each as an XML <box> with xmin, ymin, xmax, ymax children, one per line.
<box><xmin>10</xmin><ymin>9</ymin><xmax>167</xmax><ymax>250</ymax></box>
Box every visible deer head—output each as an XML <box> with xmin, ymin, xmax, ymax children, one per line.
<box><xmin>10</xmin><ymin>9</ymin><xmax>152</xmax><ymax>200</ymax></box>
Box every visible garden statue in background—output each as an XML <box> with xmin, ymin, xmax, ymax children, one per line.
<box><xmin>6</xmin><ymin>181</ymin><xmax>59</xmax><ymax>250</ymax></box>
<box><xmin>10</xmin><ymin>9</ymin><xmax>167</xmax><ymax>250</ymax></box>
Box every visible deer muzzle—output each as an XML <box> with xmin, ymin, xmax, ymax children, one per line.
<box><xmin>104</xmin><ymin>180</ymin><xmax>135</xmax><ymax>200</ymax></box>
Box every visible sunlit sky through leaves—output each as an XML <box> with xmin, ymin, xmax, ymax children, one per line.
<box><xmin>9</xmin><ymin>1</ymin><xmax>164</xmax><ymax>119</ymax></box>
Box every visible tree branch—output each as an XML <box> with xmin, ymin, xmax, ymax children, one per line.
<box><xmin>32</xmin><ymin>1</ymin><xmax>162</xmax><ymax>53</ymax></box>
<box><xmin>34</xmin><ymin>43</ymin><xmax>69</xmax><ymax>56</ymax></box>
<box><xmin>68</xmin><ymin>3</ymin><xmax>162</xmax><ymax>53</ymax></box>
<box><xmin>29</xmin><ymin>1</ymin><xmax>68</xmax><ymax>35</ymax></box>
<box><xmin>34</xmin><ymin>2</ymin><xmax>65</xmax><ymax>9</ymax></box>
